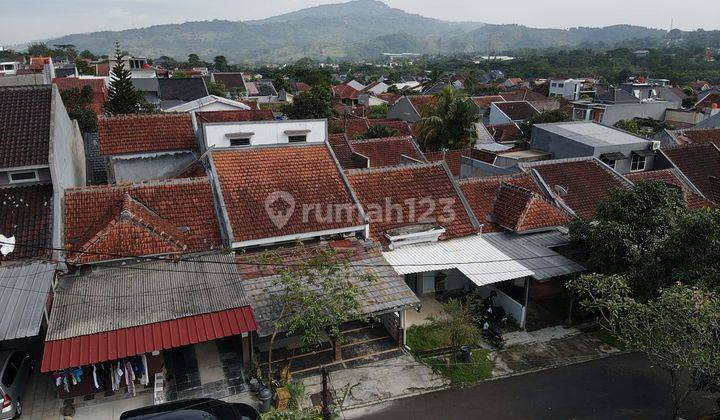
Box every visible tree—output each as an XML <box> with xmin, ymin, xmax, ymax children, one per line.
<box><xmin>104</xmin><ymin>42</ymin><xmax>143</xmax><ymax>115</ymax></box>
<box><xmin>361</xmin><ymin>124</ymin><xmax>399</xmax><ymax>139</ymax></box>
<box><xmin>213</xmin><ymin>55</ymin><xmax>228</xmax><ymax>72</ymax></box>
<box><xmin>427</xmin><ymin>298</ymin><xmax>481</xmax><ymax>360</ymax></box>
<box><xmin>27</xmin><ymin>42</ymin><xmax>51</xmax><ymax>56</ymax></box>
<box><xmin>75</xmin><ymin>60</ymin><xmax>95</xmax><ymax>76</ymax></box>
<box><xmin>282</xmin><ymin>85</ymin><xmax>334</xmax><ymax>119</ymax></box>
<box><xmin>520</xmin><ymin>109</ymin><xmax>569</xmax><ymax>139</ymax></box>
<box><xmin>569</xmin><ymin>180</ymin><xmax>687</xmax><ymax>300</ymax></box>
<box><xmin>567</xmin><ymin>275</ymin><xmax>720</xmax><ymax>419</ymax></box>
<box><xmin>187</xmin><ymin>53</ymin><xmax>202</xmax><ymax>67</ymax></box>
<box><xmin>613</xmin><ymin>119</ymin><xmax>644</xmax><ymax>136</ymax></box>
<box><xmin>417</xmin><ymin>87</ymin><xmax>479</xmax><ymax>151</ymax></box>
<box><xmin>260</xmin><ymin>244</ymin><xmax>375</xmax><ymax>385</ymax></box>
<box><xmin>386</xmin><ymin>85</ymin><xmax>400</xmax><ymax>94</ymax></box>
<box><xmin>61</xmin><ymin>86</ymin><xmax>98</xmax><ymax>133</ymax></box>
<box><xmin>682</xmin><ymin>96</ymin><xmax>698</xmax><ymax>108</ymax></box>
<box><xmin>79</xmin><ymin>50</ymin><xmax>95</xmax><ymax>60</ymax></box>
<box><xmin>206</xmin><ymin>81</ymin><xmax>227</xmax><ymax>97</ymax></box>
<box><xmin>367</xmin><ymin>103</ymin><xmax>388</xmax><ymax>119</ymax></box>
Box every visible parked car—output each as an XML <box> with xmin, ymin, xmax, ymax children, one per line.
<box><xmin>120</xmin><ymin>398</ymin><xmax>260</xmax><ymax>420</ymax></box>
<box><xmin>0</xmin><ymin>350</ymin><xmax>34</xmax><ymax>420</ymax></box>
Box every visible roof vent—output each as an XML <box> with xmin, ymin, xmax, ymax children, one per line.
<box><xmin>554</xmin><ymin>185</ymin><xmax>568</xmax><ymax>196</ymax></box>
<box><xmin>384</xmin><ymin>224</ymin><xmax>446</xmax><ymax>250</ymax></box>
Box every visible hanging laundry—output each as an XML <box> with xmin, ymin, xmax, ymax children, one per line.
<box><xmin>140</xmin><ymin>354</ymin><xmax>150</xmax><ymax>386</ymax></box>
<box><xmin>63</xmin><ymin>374</ymin><xmax>69</xmax><ymax>392</ymax></box>
<box><xmin>92</xmin><ymin>365</ymin><xmax>100</xmax><ymax>389</ymax></box>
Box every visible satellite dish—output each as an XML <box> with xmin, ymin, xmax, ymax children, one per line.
<box><xmin>0</xmin><ymin>235</ymin><xmax>15</xmax><ymax>256</ymax></box>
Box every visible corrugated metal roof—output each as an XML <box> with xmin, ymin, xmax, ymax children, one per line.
<box><xmin>382</xmin><ymin>232</ymin><xmax>583</xmax><ymax>287</ymax></box>
<box><xmin>243</xmin><ymin>250</ymin><xmax>420</xmax><ymax>337</ymax></box>
<box><xmin>46</xmin><ymin>254</ymin><xmax>251</xmax><ymax>341</ymax></box>
<box><xmin>0</xmin><ymin>261</ymin><xmax>56</xmax><ymax>341</ymax></box>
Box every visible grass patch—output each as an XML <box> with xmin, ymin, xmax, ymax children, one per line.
<box><xmin>424</xmin><ymin>350</ymin><xmax>492</xmax><ymax>385</ymax></box>
<box><xmin>592</xmin><ymin>329</ymin><xmax>626</xmax><ymax>350</ymax></box>
<box><xmin>406</xmin><ymin>324</ymin><xmax>452</xmax><ymax>353</ymax></box>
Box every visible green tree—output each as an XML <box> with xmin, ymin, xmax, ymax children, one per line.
<box><xmin>75</xmin><ymin>60</ymin><xmax>95</xmax><ymax>76</ymax></box>
<box><xmin>613</xmin><ymin>119</ymin><xmax>644</xmax><ymax>136</ymax></box>
<box><xmin>567</xmin><ymin>275</ymin><xmax>720</xmax><ymax>419</ymax></box>
<box><xmin>367</xmin><ymin>103</ymin><xmax>388</xmax><ymax>119</ymax></box>
<box><xmin>361</xmin><ymin>124</ymin><xmax>399</xmax><ymax>139</ymax></box>
<box><xmin>27</xmin><ymin>42</ymin><xmax>51</xmax><ymax>56</ymax></box>
<box><xmin>282</xmin><ymin>84</ymin><xmax>334</xmax><ymax>119</ymax></box>
<box><xmin>569</xmin><ymin>180</ymin><xmax>687</xmax><ymax>300</ymax></box>
<box><xmin>682</xmin><ymin>96</ymin><xmax>698</xmax><ymax>108</ymax></box>
<box><xmin>427</xmin><ymin>298</ymin><xmax>481</xmax><ymax>360</ymax></box>
<box><xmin>206</xmin><ymin>81</ymin><xmax>227</xmax><ymax>97</ymax></box>
<box><xmin>187</xmin><ymin>53</ymin><xmax>202</xmax><ymax>67</ymax></box>
<box><xmin>60</xmin><ymin>86</ymin><xmax>98</xmax><ymax>133</ymax></box>
<box><xmin>79</xmin><ymin>50</ymin><xmax>95</xmax><ymax>60</ymax></box>
<box><xmin>213</xmin><ymin>55</ymin><xmax>228</xmax><ymax>72</ymax></box>
<box><xmin>520</xmin><ymin>109</ymin><xmax>569</xmax><ymax>139</ymax></box>
<box><xmin>104</xmin><ymin>42</ymin><xmax>143</xmax><ymax>115</ymax></box>
<box><xmin>417</xmin><ymin>87</ymin><xmax>479</xmax><ymax>151</ymax></box>
<box><xmin>260</xmin><ymin>244</ymin><xmax>375</xmax><ymax>385</ymax></box>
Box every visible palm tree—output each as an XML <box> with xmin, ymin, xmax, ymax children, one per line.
<box><xmin>417</xmin><ymin>87</ymin><xmax>480</xmax><ymax>151</ymax></box>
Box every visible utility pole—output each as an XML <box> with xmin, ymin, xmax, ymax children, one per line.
<box><xmin>321</xmin><ymin>365</ymin><xmax>331</xmax><ymax>420</ymax></box>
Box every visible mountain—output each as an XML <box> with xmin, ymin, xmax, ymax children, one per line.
<box><xmin>42</xmin><ymin>0</ymin><xmax>668</xmax><ymax>62</ymax></box>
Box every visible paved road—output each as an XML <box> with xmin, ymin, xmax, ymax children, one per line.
<box><xmin>346</xmin><ymin>353</ymin><xmax>717</xmax><ymax>420</ymax></box>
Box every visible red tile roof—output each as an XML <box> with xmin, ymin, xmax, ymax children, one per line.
<box><xmin>212</xmin><ymin>73</ymin><xmax>246</xmax><ymax>89</ymax></box>
<box><xmin>346</xmin><ymin>162</ymin><xmax>479</xmax><ymax>243</ymax></box>
<box><xmin>94</xmin><ymin>63</ymin><xmax>110</xmax><ymax>77</ymax></box>
<box><xmin>674</xmin><ymin>128</ymin><xmax>720</xmax><ymax>147</ymax></box>
<box><xmin>329</xmin><ymin>117</ymin><xmax>412</xmax><ymax>139</ymax></box>
<box><xmin>459</xmin><ymin>174</ymin><xmax>545</xmax><ymax>232</ymax></box>
<box><xmin>488</xmin><ymin>123</ymin><xmax>523</xmax><ymax>142</ymax></box>
<box><xmin>328</xmin><ymin>133</ymin><xmax>360</xmax><ymax>169</ymax></box>
<box><xmin>492</xmin><ymin>183</ymin><xmax>569</xmax><ymax>233</ymax></box>
<box><xmin>625</xmin><ymin>169</ymin><xmax>711</xmax><ymax>209</ymax></box>
<box><xmin>196</xmin><ymin>109</ymin><xmax>274</xmax><ymax>123</ymax></box>
<box><xmin>52</xmin><ymin>77</ymin><xmax>107</xmax><ymax>114</ymax></box>
<box><xmin>494</xmin><ymin>101</ymin><xmax>539</xmax><ymax>121</ymax></box>
<box><xmin>0</xmin><ymin>85</ymin><xmax>52</xmax><ymax>168</ymax></box>
<box><xmin>349</xmin><ymin>136</ymin><xmax>425</xmax><ymax>168</ymax></box>
<box><xmin>407</xmin><ymin>95</ymin><xmax>437</xmax><ymax>116</ymax></box>
<box><xmin>662</xmin><ymin>143</ymin><xmax>720</xmax><ymax>203</ymax></box>
<box><xmin>471</xmin><ymin>95</ymin><xmax>505</xmax><ymax>109</ymax></box>
<box><xmin>332</xmin><ymin>83</ymin><xmax>360</xmax><ymax>100</ymax></box>
<box><xmin>525</xmin><ymin>159</ymin><xmax>627</xmax><ymax>220</ymax></box>
<box><xmin>0</xmin><ymin>184</ymin><xmax>53</xmax><ymax>260</ymax></box>
<box><xmin>41</xmin><ymin>306</ymin><xmax>256</xmax><ymax>372</ymax></box>
<box><xmin>375</xmin><ymin>92</ymin><xmax>401</xmax><ymax>105</ymax></box>
<box><xmin>295</xmin><ymin>82</ymin><xmax>311</xmax><ymax>92</ymax></box>
<box><xmin>696</xmin><ymin>93</ymin><xmax>720</xmax><ymax>110</ymax></box>
<box><xmin>424</xmin><ymin>148</ymin><xmax>496</xmax><ymax>177</ymax></box>
<box><xmin>98</xmin><ymin>113</ymin><xmax>196</xmax><ymax>155</ymax></box>
<box><xmin>64</xmin><ymin>177</ymin><xmax>221</xmax><ymax>263</ymax></box>
<box><xmin>499</xmin><ymin>88</ymin><xmax>552</xmax><ymax>103</ymax></box>
<box><xmin>212</xmin><ymin>144</ymin><xmax>364</xmax><ymax>244</ymax></box>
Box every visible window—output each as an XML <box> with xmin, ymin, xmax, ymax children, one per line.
<box><xmin>551</xmin><ymin>83</ymin><xmax>557</xmax><ymax>88</ymax></box>
<box><xmin>558</xmin><ymin>83</ymin><xmax>564</xmax><ymax>88</ymax></box>
<box><xmin>601</xmin><ymin>158</ymin><xmax>616</xmax><ymax>169</ymax></box>
<box><xmin>288</xmin><ymin>135</ymin><xmax>307</xmax><ymax>143</ymax></box>
<box><xmin>8</xmin><ymin>170</ymin><xmax>39</xmax><ymax>184</ymax></box>
<box><xmin>631</xmin><ymin>153</ymin><xmax>646</xmax><ymax>171</ymax></box>
<box><xmin>229</xmin><ymin>138</ymin><xmax>251</xmax><ymax>147</ymax></box>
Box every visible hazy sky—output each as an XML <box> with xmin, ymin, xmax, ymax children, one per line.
<box><xmin>2</xmin><ymin>0</ymin><xmax>719</xmax><ymax>45</ymax></box>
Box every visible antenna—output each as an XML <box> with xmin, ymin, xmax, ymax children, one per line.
<box><xmin>670</xmin><ymin>18</ymin><xmax>674</xmax><ymax>31</ymax></box>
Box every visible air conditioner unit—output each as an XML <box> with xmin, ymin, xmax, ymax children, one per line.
<box><xmin>650</xmin><ymin>141</ymin><xmax>661</xmax><ymax>150</ymax></box>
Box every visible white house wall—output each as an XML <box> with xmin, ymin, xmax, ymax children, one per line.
<box><xmin>204</xmin><ymin>120</ymin><xmax>327</xmax><ymax>149</ymax></box>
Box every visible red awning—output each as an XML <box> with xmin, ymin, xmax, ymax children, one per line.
<box><xmin>41</xmin><ymin>306</ymin><xmax>257</xmax><ymax>372</ymax></box>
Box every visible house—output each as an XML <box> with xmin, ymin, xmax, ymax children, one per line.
<box><xmin>472</xmin><ymin>95</ymin><xmax>506</xmax><ymax>117</ymax></box>
<box><xmin>243</xmin><ymin>77</ymin><xmax>278</xmax><ymax>103</ymax></box>
<box><xmin>689</xmin><ymin>80</ymin><xmax>712</xmax><ymax>93</ymax></box>
<box><xmin>488</xmin><ymin>101</ymin><xmax>539</xmax><ymax>125</ymax></box>
<box><xmin>362</xmin><ymin>81</ymin><xmax>389</xmax><ymax>95</ymax></box>
<box><xmin>0</xmin><ymin>85</ymin><xmax>86</xmax><ymax>261</ymax></box>
<box><xmin>531</xmin><ymin>121</ymin><xmax>659</xmax><ymax>174</ymax></box>
<box><xmin>329</xmin><ymin>135</ymin><xmax>426</xmax><ymax>169</ymax></box>
<box><xmin>107</xmin><ymin>55</ymin><xmax>155</xmax><ymax>78</ymax></box>
<box><xmin>163</xmin><ymin>95</ymin><xmax>252</xmax><ymax>119</ymax></box>
<box><xmin>346</xmin><ymin>79</ymin><xmax>366</xmax><ymax>91</ymax></box>
<box><xmin>657</xmin><ymin>127</ymin><xmax>720</xmax><ymax>148</ymax></box>
<box><xmin>549</xmin><ymin>78</ymin><xmax>592</xmax><ymax>100</ymax></box>
<box><xmin>54</xmin><ymin>66</ymin><xmax>78</xmax><ymax>78</ymax></box>
<box><xmin>424</xmin><ymin>148</ymin><xmax>497</xmax><ymax>178</ymax></box>
<box><xmin>210</xmin><ymin>72</ymin><xmax>246</xmax><ymax>92</ymax></box>
<box><xmin>332</xmin><ymin>83</ymin><xmax>361</xmax><ymax>106</ymax></box>
<box><xmin>659</xmin><ymin>143</ymin><xmax>720</xmax><ymax>204</ymax></box>
<box><xmin>199</xmin><ymin>118</ymin><xmax>326</xmax><ymax>152</ymax></box>
<box><xmin>498</xmin><ymin>88</ymin><xmax>559</xmax><ymax>112</ymax></box>
<box><xmin>156</xmin><ymin>78</ymin><xmax>209</xmax><ymax>110</ymax></box>
<box><xmin>487</xmin><ymin>123</ymin><xmax>523</xmax><ymax>143</ymax></box>
<box><xmin>571</xmin><ymin>87</ymin><xmax>678</xmax><ymax>126</ymax></box>
<box><xmin>503</xmin><ymin>78</ymin><xmax>524</xmax><ymax>88</ymax></box>
<box><xmin>98</xmin><ymin>113</ymin><xmax>199</xmax><ymax>183</ymax></box>
<box><xmin>195</xmin><ymin>109</ymin><xmax>275</xmax><ymax>124</ymax></box>
<box><xmin>329</xmin><ymin>117</ymin><xmax>412</xmax><ymax>139</ymax></box>
<box><xmin>625</xmin><ymin>169</ymin><xmax>710</xmax><ymax>209</ymax></box>
<box><xmin>694</xmin><ymin>112</ymin><xmax>720</xmax><ymax>130</ymax></box>
<box><xmin>28</xmin><ymin>56</ymin><xmax>55</xmax><ymax>80</ymax></box>
<box><xmin>52</xmin><ymin>77</ymin><xmax>108</xmax><ymax>114</ymax></box>
<box><xmin>387</xmin><ymin>95</ymin><xmax>437</xmax><ymax>123</ymax></box>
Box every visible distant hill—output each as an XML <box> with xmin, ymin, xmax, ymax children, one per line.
<box><xmin>42</xmin><ymin>0</ymin><xmax>669</xmax><ymax>62</ymax></box>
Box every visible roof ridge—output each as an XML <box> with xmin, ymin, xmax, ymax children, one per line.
<box><xmin>458</xmin><ymin>173</ymin><xmax>529</xmax><ymax>185</ymax></box>
<box><xmin>65</xmin><ymin>176</ymin><xmax>210</xmax><ymax>193</ymax></box>
<box><xmin>345</xmin><ymin>160</ymin><xmax>443</xmax><ymax>175</ymax></box>
<box><xmin>99</xmin><ymin>113</ymin><xmax>190</xmax><ymax>121</ymax></box>
<box><xmin>349</xmin><ymin>135</ymin><xmax>413</xmax><ymax>144</ymax></box>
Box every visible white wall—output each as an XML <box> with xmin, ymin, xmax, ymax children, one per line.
<box><xmin>488</xmin><ymin>103</ymin><xmax>512</xmax><ymax>125</ymax></box>
<box><xmin>203</xmin><ymin>119</ymin><xmax>327</xmax><ymax>149</ymax></box>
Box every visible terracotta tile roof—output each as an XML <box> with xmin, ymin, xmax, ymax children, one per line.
<box><xmin>64</xmin><ymin>177</ymin><xmax>221</xmax><ymax>263</ymax></box>
<box><xmin>0</xmin><ymin>85</ymin><xmax>52</xmax><ymax>168</ymax></box>
<box><xmin>329</xmin><ymin>117</ymin><xmax>411</xmax><ymax>139</ymax></box>
<box><xmin>29</xmin><ymin>57</ymin><xmax>50</xmax><ymax>71</ymax></box>
<box><xmin>98</xmin><ymin>113</ymin><xmax>196</xmax><ymax>155</ymax></box>
<box><xmin>524</xmin><ymin>159</ymin><xmax>627</xmax><ymax>220</ymax></box>
<box><xmin>696</xmin><ymin>94</ymin><xmax>720</xmax><ymax>110</ymax></box>
<box><xmin>295</xmin><ymin>82</ymin><xmax>311</xmax><ymax>92</ymax></box>
<box><xmin>0</xmin><ymin>184</ymin><xmax>53</xmax><ymax>260</ymax></box>
<box><xmin>494</xmin><ymin>101</ymin><xmax>539</xmax><ymax>121</ymax></box>
<box><xmin>375</xmin><ymin>92</ymin><xmax>401</xmax><ymax>105</ymax></box>
<box><xmin>94</xmin><ymin>63</ymin><xmax>110</xmax><ymax>77</ymax></box>
<box><xmin>52</xmin><ymin>77</ymin><xmax>107</xmax><ymax>114</ymax></box>
<box><xmin>370</xmin><ymin>119</ymin><xmax>413</xmax><ymax>136</ymax></box>
<box><xmin>349</xmin><ymin>136</ymin><xmax>425</xmax><ymax>168</ymax></box>
<box><xmin>332</xmin><ymin>83</ymin><xmax>360</xmax><ymax>100</ymax></box>
<box><xmin>424</xmin><ymin>148</ymin><xmax>496</xmax><ymax>177</ymax></box>
<box><xmin>472</xmin><ymin>95</ymin><xmax>505</xmax><ymax>109</ymax></box>
<box><xmin>212</xmin><ymin>144</ymin><xmax>364</xmax><ymax>244</ymax></box>
<box><xmin>662</xmin><ymin>143</ymin><xmax>720</xmax><ymax>203</ymax></box>
<box><xmin>499</xmin><ymin>88</ymin><xmax>552</xmax><ymax>103</ymax></box>
<box><xmin>674</xmin><ymin>128</ymin><xmax>720</xmax><ymax>147</ymax></box>
<box><xmin>459</xmin><ymin>174</ymin><xmax>545</xmax><ymax>232</ymax></box>
<box><xmin>487</xmin><ymin>123</ymin><xmax>523</xmax><ymax>142</ymax></box>
<box><xmin>328</xmin><ymin>133</ymin><xmax>360</xmax><ymax>169</ymax></box>
<box><xmin>196</xmin><ymin>109</ymin><xmax>274</xmax><ymax>123</ymax></box>
<box><xmin>407</xmin><ymin>95</ymin><xmax>437</xmax><ymax>116</ymax></box>
<box><xmin>492</xmin><ymin>183</ymin><xmax>569</xmax><ymax>233</ymax></box>
<box><xmin>625</xmin><ymin>169</ymin><xmax>711</xmax><ymax>209</ymax></box>
<box><xmin>212</xmin><ymin>72</ymin><xmax>246</xmax><ymax>89</ymax></box>
<box><xmin>346</xmin><ymin>162</ymin><xmax>479</xmax><ymax>243</ymax></box>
